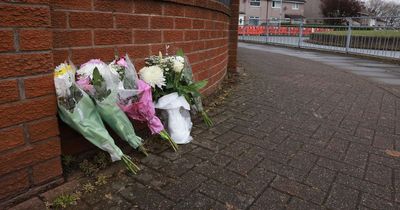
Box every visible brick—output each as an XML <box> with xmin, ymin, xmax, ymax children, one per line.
<box><xmin>51</xmin><ymin>11</ymin><xmax>67</xmax><ymax>28</ymax></box>
<box><xmin>252</xmin><ymin>188</ymin><xmax>290</xmax><ymax>209</ymax></box>
<box><xmin>94</xmin><ymin>0</ymin><xmax>133</xmax><ymax>12</ymax></box>
<box><xmin>164</xmin><ymin>3</ymin><xmax>184</xmax><ymax>16</ymax></box>
<box><xmin>271</xmin><ymin>176</ymin><xmax>325</xmax><ymax>204</ymax></box>
<box><xmin>184</xmin><ymin>31</ymin><xmax>199</xmax><ymax>41</ymax></box>
<box><xmin>198</xmin><ymin>180</ymin><xmax>254</xmax><ymax>209</ymax></box>
<box><xmin>175</xmin><ymin>18</ymin><xmax>191</xmax><ymax>29</ymax></box>
<box><xmin>337</xmin><ymin>173</ymin><xmax>391</xmax><ymax>200</ymax></box>
<box><xmin>163</xmin><ymin>30</ymin><xmax>184</xmax><ymax>43</ymax></box>
<box><xmin>361</xmin><ymin>193</ymin><xmax>397</xmax><ymax>210</ymax></box>
<box><xmin>0</xmin><ymin>53</ymin><xmax>53</xmax><ymax>79</ymax></box>
<box><xmin>71</xmin><ymin>47</ymin><xmax>115</xmax><ymax>65</ymax></box>
<box><xmin>325</xmin><ymin>184</ymin><xmax>359</xmax><ymax>210</ymax></box>
<box><xmin>0</xmin><ymin>95</ymin><xmax>57</xmax><ymax>128</ymax></box>
<box><xmin>0</xmin><ymin>80</ymin><xmax>19</xmax><ymax>104</ymax></box>
<box><xmin>51</xmin><ymin>0</ymin><xmax>92</xmax><ymax>10</ymax></box>
<box><xmin>120</xmin><ymin>182</ymin><xmax>174</xmax><ymax>210</ymax></box>
<box><xmin>0</xmin><ymin>126</ymin><xmax>25</xmax><ymax>152</ymax></box>
<box><xmin>24</xmin><ymin>74</ymin><xmax>55</xmax><ymax>98</ymax></box>
<box><xmin>27</xmin><ymin>117</ymin><xmax>59</xmax><ymax>142</ymax></box>
<box><xmin>0</xmin><ymin>169</ymin><xmax>29</xmax><ymax>200</ymax></box>
<box><xmin>0</xmin><ymin>137</ymin><xmax>61</xmax><ymax>175</ymax></box>
<box><xmin>185</xmin><ymin>7</ymin><xmax>208</xmax><ymax>19</ymax></box>
<box><xmin>193</xmin><ymin>19</ymin><xmax>204</xmax><ymax>29</ymax></box>
<box><xmin>94</xmin><ymin>30</ymin><xmax>132</xmax><ymax>45</ymax></box>
<box><xmin>19</xmin><ymin>30</ymin><xmax>52</xmax><ymax>51</ymax></box>
<box><xmin>174</xmin><ymin>193</ymin><xmax>224</xmax><ymax>210</ymax></box>
<box><xmin>150</xmin><ymin>16</ymin><xmax>174</xmax><ymax>29</ymax></box>
<box><xmin>32</xmin><ymin>157</ymin><xmax>62</xmax><ymax>184</ymax></box>
<box><xmin>11</xmin><ymin>197</ymin><xmax>46</xmax><ymax>210</ymax></box>
<box><xmin>115</xmin><ymin>14</ymin><xmax>149</xmax><ymax>29</ymax></box>
<box><xmin>117</xmin><ymin>45</ymin><xmax>150</xmax><ymax>59</ymax></box>
<box><xmin>365</xmin><ymin>162</ymin><xmax>392</xmax><ymax>186</ymax></box>
<box><xmin>0</xmin><ymin>0</ymin><xmax>49</xmax><ymax>3</ymax></box>
<box><xmin>53</xmin><ymin>30</ymin><xmax>92</xmax><ymax>48</ymax></box>
<box><xmin>0</xmin><ymin>4</ymin><xmax>50</xmax><ymax>27</ymax></box>
<box><xmin>69</xmin><ymin>12</ymin><xmax>113</xmax><ymax>28</ymax></box>
<box><xmin>235</xmin><ymin>167</ymin><xmax>275</xmax><ymax>196</ymax></box>
<box><xmin>133</xmin><ymin>0</ymin><xmax>162</xmax><ymax>15</ymax></box>
<box><xmin>133</xmin><ymin>30</ymin><xmax>161</xmax><ymax>44</ymax></box>
<box><xmin>194</xmin><ymin>161</ymin><xmax>242</xmax><ymax>185</ymax></box>
<box><xmin>53</xmin><ymin>49</ymin><xmax>69</xmax><ymax>66</ymax></box>
<box><xmin>0</xmin><ymin>30</ymin><xmax>14</xmax><ymax>52</ymax></box>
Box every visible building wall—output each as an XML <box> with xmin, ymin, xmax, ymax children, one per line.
<box><xmin>239</xmin><ymin>0</ymin><xmax>305</xmax><ymax>24</ymax></box>
<box><xmin>239</xmin><ymin>0</ymin><xmax>269</xmax><ymax>21</ymax></box>
<box><xmin>266</xmin><ymin>1</ymin><xmax>305</xmax><ymax>19</ymax></box>
<box><xmin>0</xmin><ymin>0</ymin><xmax>238</xmax><ymax>207</ymax></box>
<box><xmin>0</xmin><ymin>0</ymin><xmax>63</xmax><ymax>207</ymax></box>
<box><xmin>304</xmin><ymin>0</ymin><xmax>323</xmax><ymax>21</ymax></box>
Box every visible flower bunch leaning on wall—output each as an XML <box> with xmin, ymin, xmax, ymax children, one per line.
<box><xmin>54</xmin><ymin>48</ymin><xmax>212</xmax><ymax>174</ymax></box>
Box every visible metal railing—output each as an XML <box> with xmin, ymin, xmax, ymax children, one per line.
<box><xmin>238</xmin><ymin>17</ymin><xmax>400</xmax><ymax>60</ymax></box>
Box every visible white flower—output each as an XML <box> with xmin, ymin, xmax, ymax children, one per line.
<box><xmin>139</xmin><ymin>66</ymin><xmax>166</xmax><ymax>88</ymax></box>
<box><xmin>54</xmin><ymin>63</ymin><xmax>75</xmax><ymax>98</ymax></box>
<box><xmin>173</xmin><ymin>60</ymin><xmax>184</xmax><ymax>73</ymax></box>
<box><xmin>175</xmin><ymin>56</ymin><xmax>185</xmax><ymax>63</ymax></box>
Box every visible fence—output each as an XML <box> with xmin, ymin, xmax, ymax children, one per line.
<box><xmin>238</xmin><ymin>17</ymin><xmax>400</xmax><ymax>60</ymax></box>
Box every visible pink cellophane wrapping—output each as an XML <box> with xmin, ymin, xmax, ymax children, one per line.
<box><xmin>118</xmin><ymin>79</ymin><xmax>164</xmax><ymax>134</ymax></box>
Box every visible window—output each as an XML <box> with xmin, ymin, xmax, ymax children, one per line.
<box><xmin>250</xmin><ymin>0</ymin><xmax>260</xmax><ymax>7</ymax></box>
<box><xmin>292</xmin><ymin>3</ymin><xmax>299</xmax><ymax>10</ymax></box>
<box><xmin>272</xmin><ymin>1</ymin><xmax>281</xmax><ymax>8</ymax></box>
<box><xmin>249</xmin><ymin>16</ymin><xmax>260</xmax><ymax>25</ymax></box>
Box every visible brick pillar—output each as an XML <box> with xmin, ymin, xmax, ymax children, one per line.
<box><xmin>0</xmin><ymin>1</ymin><xmax>63</xmax><ymax>207</ymax></box>
<box><xmin>228</xmin><ymin>0</ymin><xmax>239</xmax><ymax>72</ymax></box>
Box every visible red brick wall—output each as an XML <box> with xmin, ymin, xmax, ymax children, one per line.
<box><xmin>0</xmin><ymin>0</ymin><xmax>63</xmax><ymax>207</ymax></box>
<box><xmin>0</xmin><ymin>0</ymin><xmax>238</xmax><ymax>207</ymax></box>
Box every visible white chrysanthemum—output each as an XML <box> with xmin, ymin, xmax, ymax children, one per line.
<box><xmin>139</xmin><ymin>66</ymin><xmax>166</xmax><ymax>88</ymax></box>
<box><xmin>175</xmin><ymin>56</ymin><xmax>185</xmax><ymax>63</ymax></box>
<box><xmin>173</xmin><ymin>60</ymin><xmax>184</xmax><ymax>73</ymax></box>
<box><xmin>54</xmin><ymin>63</ymin><xmax>74</xmax><ymax>98</ymax></box>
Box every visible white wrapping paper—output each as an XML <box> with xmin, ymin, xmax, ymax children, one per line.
<box><xmin>155</xmin><ymin>92</ymin><xmax>193</xmax><ymax>144</ymax></box>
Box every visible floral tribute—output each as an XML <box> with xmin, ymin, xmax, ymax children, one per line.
<box><xmin>54</xmin><ymin>48</ymin><xmax>212</xmax><ymax>174</ymax></box>
<box><xmin>76</xmin><ymin>59</ymin><xmax>148</xmax><ymax>156</ymax></box>
<box><xmin>139</xmin><ymin>50</ymin><xmax>213</xmax><ymax>144</ymax></box>
<box><xmin>109</xmin><ymin>55</ymin><xmax>178</xmax><ymax>152</ymax></box>
<box><xmin>54</xmin><ymin>62</ymin><xmax>140</xmax><ymax>174</ymax></box>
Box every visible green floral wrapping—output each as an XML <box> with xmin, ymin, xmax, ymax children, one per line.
<box><xmin>96</xmin><ymin>92</ymin><xmax>143</xmax><ymax>149</ymax></box>
<box><xmin>58</xmin><ymin>90</ymin><xmax>124</xmax><ymax>162</ymax></box>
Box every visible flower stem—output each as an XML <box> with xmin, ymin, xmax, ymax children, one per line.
<box><xmin>201</xmin><ymin>111</ymin><xmax>213</xmax><ymax>127</ymax></box>
<box><xmin>121</xmin><ymin>155</ymin><xmax>140</xmax><ymax>174</ymax></box>
<box><xmin>138</xmin><ymin>145</ymin><xmax>149</xmax><ymax>156</ymax></box>
<box><xmin>159</xmin><ymin>130</ymin><xmax>179</xmax><ymax>152</ymax></box>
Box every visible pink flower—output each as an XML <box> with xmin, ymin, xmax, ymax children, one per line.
<box><xmin>76</xmin><ymin>76</ymin><xmax>95</xmax><ymax>95</ymax></box>
<box><xmin>117</xmin><ymin>57</ymin><xmax>128</xmax><ymax>68</ymax></box>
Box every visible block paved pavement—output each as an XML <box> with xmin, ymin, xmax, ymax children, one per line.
<box><xmin>65</xmin><ymin>44</ymin><xmax>400</xmax><ymax>210</ymax></box>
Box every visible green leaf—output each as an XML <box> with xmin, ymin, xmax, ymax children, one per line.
<box><xmin>176</xmin><ymin>49</ymin><xmax>185</xmax><ymax>57</ymax></box>
<box><xmin>188</xmin><ymin>80</ymin><xmax>207</xmax><ymax>91</ymax></box>
<box><xmin>92</xmin><ymin>67</ymin><xmax>104</xmax><ymax>87</ymax></box>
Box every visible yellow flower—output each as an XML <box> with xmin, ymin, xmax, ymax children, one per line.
<box><xmin>54</xmin><ymin>63</ymin><xmax>73</xmax><ymax>78</ymax></box>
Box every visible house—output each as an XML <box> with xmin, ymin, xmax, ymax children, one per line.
<box><xmin>239</xmin><ymin>0</ymin><xmax>306</xmax><ymax>25</ymax></box>
<box><xmin>304</xmin><ymin>0</ymin><xmax>323</xmax><ymax>24</ymax></box>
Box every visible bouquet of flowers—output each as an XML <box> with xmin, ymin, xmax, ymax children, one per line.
<box><xmin>109</xmin><ymin>55</ymin><xmax>178</xmax><ymax>152</ymax></box>
<box><xmin>139</xmin><ymin>50</ymin><xmax>212</xmax><ymax>144</ymax></box>
<box><xmin>76</xmin><ymin>59</ymin><xmax>148</xmax><ymax>156</ymax></box>
<box><xmin>54</xmin><ymin>62</ymin><xmax>140</xmax><ymax>174</ymax></box>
